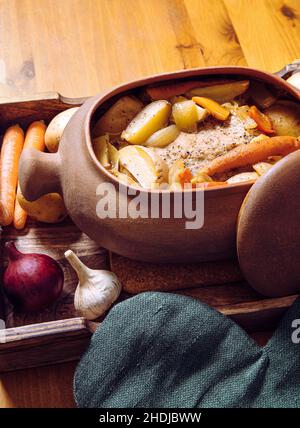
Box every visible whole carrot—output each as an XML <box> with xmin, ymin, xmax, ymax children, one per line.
<box><xmin>13</xmin><ymin>120</ymin><xmax>46</xmax><ymax>229</ymax></box>
<box><xmin>200</xmin><ymin>136</ymin><xmax>300</xmax><ymax>177</ymax></box>
<box><xmin>0</xmin><ymin>125</ymin><xmax>24</xmax><ymax>226</ymax></box>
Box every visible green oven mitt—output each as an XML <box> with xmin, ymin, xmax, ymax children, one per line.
<box><xmin>74</xmin><ymin>292</ymin><xmax>300</xmax><ymax>408</ymax></box>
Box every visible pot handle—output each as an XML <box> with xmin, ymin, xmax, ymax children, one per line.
<box><xmin>19</xmin><ymin>149</ymin><xmax>61</xmax><ymax>201</ymax></box>
<box><xmin>275</xmin><ymin>59</ymin><xmax>300</xmax><ymax>91</ymax></box>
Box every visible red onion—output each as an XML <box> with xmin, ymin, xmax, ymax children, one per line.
<box><xmin>3</xmin><ymin>242</ymin><xmax>64</xmax><ymax>312</ymax></box>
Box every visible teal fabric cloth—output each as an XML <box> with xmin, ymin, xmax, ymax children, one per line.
<box><xmin>74</xmin><ymin>292</ymin><xmax>300</xmax><ymax>408</ymax></box>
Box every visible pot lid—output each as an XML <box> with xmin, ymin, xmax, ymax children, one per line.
<box><xmin>237</xmin><ymin>149</ymin><xmax>300</xmax><ymax>297</ymax></box>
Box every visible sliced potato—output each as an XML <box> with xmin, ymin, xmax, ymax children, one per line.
<box><xmin>118</xmin><ymin>145</ymin><xmax>168</xmax><ymax>188</ymax></box>
<box><xmin>227</xmin><ymin>172</ymin><xmax>259</xmax><ymax>184</ymax></box>
<box><xmin>93</xmin><ymin>96</ymin><xmax>143</xmax><ymax>136</ymax></box>
<box><xmin>121</xmin><ymin>100</ymin><xmax>171</xmax><ymax>145</ymax></box>
<box><xmin>107</xmin><ymin>142</ymin><xmax>119</xmax><ymax>171</ymax></box>
<box><xmin>196</xmin><ymin>106</ymin><xmax>208</xmax><ymax>122</ymax></box>
<box><xmin>113</xmin><ymin>171</ymin><xmax>139</xmax><ymax>187</ymax></box>
<box><xmin>170</xmin><ymin>96</ymin><xmax>208</xmax><ymax>123</ymax></box>
<box><xmin>252</xmin><ymin>162</ymin><xmax>273</xmax><ymax>176</ymax></box>
<box><xmin>250</xmin><ymin>134</ymin><xmax>270</xmax><ymax>143</ymax></box>
<box><xmin>170</xmin><ymin>95</ymin><xmax>188</xmax><ymax>104</ymax></box>
<box><xmin>253</xmin><ymin>153</ymin><xmax>283</xmax><ymax>176</ymax></box>
<box><xmin>172</xmin><ymin>100</ymin><xmax>198</xmax><ymax>132</ymax></box>
<box><xmin>186</xmin><ymin>80</ymin><xmax>250</xmax><ymax>103</ymax></box>
<box><xmin>93</xmin><ymin>135</ymin><xmax>110</xmax><ymax>167</ymax></box>
<box><xmin>45</xmin><ymin>107</ymin><xmax>79</xmax><ymax>152</ymax></box>
<box><xmin>264</xmin><ymin>100</ymin><xmax>300</xmax><ymax>137</ymax></box>
<box><xmin>190</xmin><ymin>172</ymin><xmax>213</xmax><ymax>185</ymax></box>
<box><xmin>145</xmin><ymin>124</ymin><xmax>179</xmax><ymax>148</ymax></box>
<box><xmin>138</xmin><ymin>146</ymin><xmax>168</xmax><ymax>184</ymax></box>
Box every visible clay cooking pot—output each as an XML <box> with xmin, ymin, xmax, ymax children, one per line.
<box><xmin>19</xmin><ymin>65</ymin><xmax>300</xmax><ymax>263</ymax></box>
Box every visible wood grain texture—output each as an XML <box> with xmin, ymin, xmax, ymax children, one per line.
<box><xmin>0</xmin><ymin>92</ymin><xmax>84</xmax><ymax>132</ymax></box>
<box><xmin>224</xmin><ymin>0</ymin><xmax>300</xmax><ymax>71</ymax></box>
<box><xmin>0</xmin><ymin>0</ymin><xmax>299</xmax><ymax>408</ymax></box>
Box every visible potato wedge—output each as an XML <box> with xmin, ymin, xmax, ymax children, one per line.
<box><xmin>264</xmin><ymin>101</ymin><xmax>300</xmax><ymax>137</ymax></box>
<box><xmin>250</xmin><ymin>134</ymin><xmax>270</xmax><ymax>143</ymax></box>
<box><xmin>187</xmin><ymin>80</ymin><xmax>249</xmax><ymax>103</ymax></box>
<box><xmin>107</xmin><ymin>142</ymin><xmax>119</xmax><ymax>172</ymax></box>
<box><xmin>118</xmin><ymin>145</ymin><xmax>168</xmax><ymax>188</ymax></box>
<box><xmin>170</xmin><ymin>95</ymin><xmax>188</xmax><ymax>104</ymax></box>
<box><xmin>138</xmin><ymin>146</ymin><xmax>168</xmax><ymax>184</ymax></box>
<box><xmin>190</xmin><ymin>172</ymin><xmax>213</xmax><ymax>185</ymax></box>
<box><xmin>196</xmin><ymin>106</ymin><xmax>208</xmax><ymax>122</ymax></box>
<box><xmin>227</xmin><ymin>172</ymin><xmax>259</xmax><ymax>184</ymax></box>
<box><xmin>172</xmin><ymin>100</ymin><xmax>198</xmax><ymax>132</ymax></box>
<box><xmin>93</xmin><ymin>135</ymin><xmax>110</xmax><ymax>167</ymax></box>
<box><xmin>252</xmin><ymin>162</ymin><xmax>273</xmax><ymax>176</ymax></box>
<box><xmin>121</xmin><ymin>100</ymin><xmax>171</xmax><ymax>145</ymax></box>
<box><xmin>145</xmin><ymin>124</ymin><xmax>180</xmax><ymax>148</ymax></box>
<box><xmin>93</xmin><ymin>96</ymin><xmax>143</xmax><ymax>137</ymax></box>
<box><xmin>252</xmin><ymin>154</ymin><xmax>282</xmax><ymax>176</ymax></box>
<box><xmin>113</xmin><ymin>171</ymin><xmax>139</xmax><ymax>187</ymax></box>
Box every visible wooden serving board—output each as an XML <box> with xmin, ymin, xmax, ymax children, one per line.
<box><xmin>0</xmin><ymin>93</ymin><xmax>298</xmax><ymax>373</ymax></box>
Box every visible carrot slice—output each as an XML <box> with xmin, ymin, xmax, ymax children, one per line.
<box><xmin>146</xmin><ymin>79</ymin><xmax>232</xmax><ymax>101</ymax></box>
<box><xmin>179</xmin><ymin>168</ymin><xmax>193</xmax><ymax>187</ymax></box>
<box><xmin>0</xmin><ymin>125</ymin><xmax>25</xmax><ymax>226</ymax></box>
<box><xmin>192</xmin><ymin>96</ymin><xmax>230</xmax><ymax>121</ymax></box>
<box><xmin>248</xmin><ymin>105</ymin><xmax>275</xmax><ymax>135</ymax></box>
<box><xmin>13</xmin><ymin>121</ymin><xmax>46</xmax><ymax>229</ymax></box>
<box><xmin>200</xmin><ymin>136</ymin><xmax>300</xmax><ymax>176</ymax></box>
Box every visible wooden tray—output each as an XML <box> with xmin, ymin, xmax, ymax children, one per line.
<box><xmin>0</xmin><ymin>93</ymin><xmax>298</xmax><ymax>373</ymax></box>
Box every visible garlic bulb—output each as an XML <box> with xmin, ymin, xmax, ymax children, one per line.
<box><xmin>64</xmin><ymin>250</ymin><xmax>122</xmax><ymax>320</ymax></box>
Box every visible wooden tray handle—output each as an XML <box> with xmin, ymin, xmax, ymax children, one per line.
<box><xmin>19</xmin><ymin>149</ymin><xmax>61</xmax><ymax>201</ymax></box>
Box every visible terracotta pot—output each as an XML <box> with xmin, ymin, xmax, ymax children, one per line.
<box><xmin>19</xmin><ymin>65</ymin><xmax>300</xmax><ymax>263</ymax></box>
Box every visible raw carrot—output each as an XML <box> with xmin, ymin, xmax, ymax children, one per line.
<box><xmin>0</xmin><ymin>125</ymin><xmax>24</xmax><ymax>226</ymax></box>
<box><xmin>13</xmin><ymin>120</ymin><xmax>46</xmax><ymax>229</ymax></box>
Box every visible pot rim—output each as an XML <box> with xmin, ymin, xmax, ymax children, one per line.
<box><xmin>84</xmin><ymin>65</ymin><xmax>300</xmax><ymax>195</ymax></box>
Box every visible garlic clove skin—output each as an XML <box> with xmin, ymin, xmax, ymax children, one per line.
<box><xmin>65</xmin><ymin>250</ymin><xmax>122</xmax><ymax>320</ymax></box>
<box><xmin>74</xmin><ymin>269</ymin><xmax>121</xmax><ymax>320</ymax></box>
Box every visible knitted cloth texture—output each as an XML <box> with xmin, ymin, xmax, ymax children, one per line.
<box><xmin>74</xmin><ymin>292</ymin><xmax>300</xmax><ymax>408</ymax></box>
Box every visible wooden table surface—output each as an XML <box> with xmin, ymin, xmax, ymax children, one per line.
<box><xmin>0</xmin><ymin>0</ymin><xmax>299</xmax><ymax>408</ymax></box>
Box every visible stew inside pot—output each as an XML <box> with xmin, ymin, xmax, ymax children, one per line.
<box><xmin>92</xmin><ymin>78</ymin><xmax>300</xmax><ymax>190</ymax></box>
